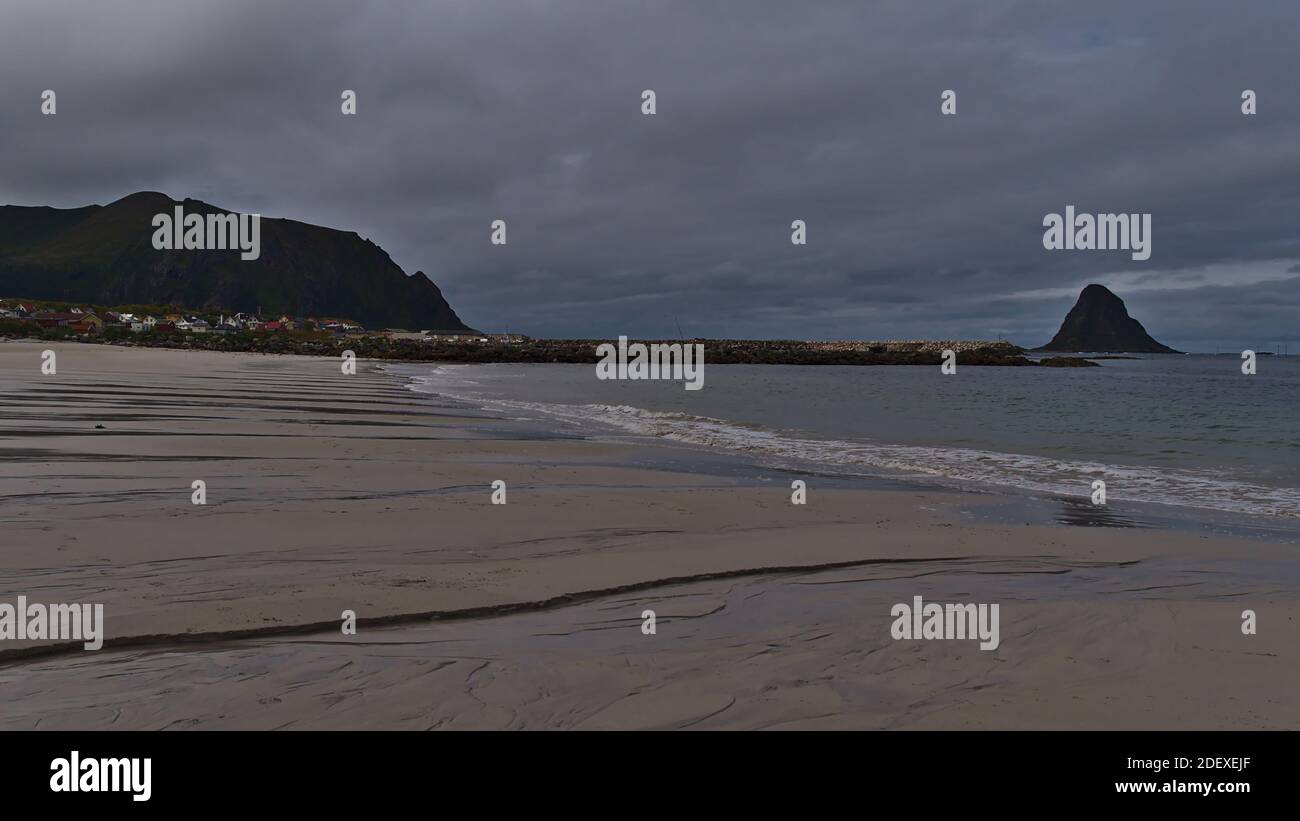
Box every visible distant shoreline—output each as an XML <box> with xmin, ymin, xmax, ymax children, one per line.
<box><xmin>0</xmin><ymin>329</ymin><xmax>1099</xmax><ymax>367</ymax></box>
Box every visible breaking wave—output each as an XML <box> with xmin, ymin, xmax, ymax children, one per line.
<box><xmin>404</xmin><ymin>368</ymin><xmax>1300</xmax><ymax>519</ymax></box>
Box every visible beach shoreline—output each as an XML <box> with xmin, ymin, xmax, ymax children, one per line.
<box><xmin>2</xmin><ymin>341</ymin><xmax>1297</xmax><ymax>729</ymax></box>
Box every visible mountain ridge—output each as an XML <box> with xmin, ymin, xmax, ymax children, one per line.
<box><xmin>0</xmin><ymin>192</ymin><xmax>474</xmax><ymax>331</ymax></box>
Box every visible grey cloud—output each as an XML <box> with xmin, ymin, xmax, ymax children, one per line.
<box><xmin>2</xmin><ymin>0</ymin><xmax>1298</xmax><ymax>349</ymax></box>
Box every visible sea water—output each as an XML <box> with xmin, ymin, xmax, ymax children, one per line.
<box><xmin>395</xmin><ymin>354</ymin><xmax>1300</xmax><ymax>522</ymax></box>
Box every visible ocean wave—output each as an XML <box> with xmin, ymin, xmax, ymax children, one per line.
<box><xmin>404</xmin><ymin>372</ymin><xmax>1300</xmax><ymax>519</ymax></box>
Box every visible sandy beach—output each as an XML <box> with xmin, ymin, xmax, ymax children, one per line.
<box><xmin>1</xmin><ymin>341</ymin><xmax>1297</xmax><ymax>729</ymax></box>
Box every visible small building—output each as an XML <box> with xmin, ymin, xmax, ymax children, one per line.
<box><xmin>69</xmin><ymin>314</ymin><xmax>104</xmax><ymax>334</ymax></box>
<box><xmin>33</xmin><ymin>311</ymin><xmax>81</xmax><ymax>329</ymax></box>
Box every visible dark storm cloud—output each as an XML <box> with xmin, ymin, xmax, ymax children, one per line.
<box><xmin>2</xmin><ymin>0</ymin><xmax>1298</xmax><ymax>348</ymax></box>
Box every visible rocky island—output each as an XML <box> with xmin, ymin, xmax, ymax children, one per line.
<box><xmin>1035</xmin><ymin>284</ymin><xmax>1179</xmax><ymax>353</ymax></box>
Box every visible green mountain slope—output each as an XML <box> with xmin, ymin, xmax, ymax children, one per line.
<box><xmin>0</xmin><ymin>192</ymin><xmax>473</xmax><ymax>330</ymax></box>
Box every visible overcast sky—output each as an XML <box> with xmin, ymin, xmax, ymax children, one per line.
<box><xmin>2</xmin><ymin>0</ymin><xmax>1298</xmax><ymax>350</ymax></box>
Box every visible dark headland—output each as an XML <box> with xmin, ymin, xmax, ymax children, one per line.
<box><xmin>1034</xmin><ymin>284</ymin><xmax>1179</xmax><ymax>354</ymax></box>
<box><xmin>0</xmin><ymin>192</ymin><xmax>472</xmax><ymax>332</ymax></box>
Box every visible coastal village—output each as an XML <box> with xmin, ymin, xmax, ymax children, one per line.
<box><xmin>0</xmin><ymin>299</ymin><xmax>523</xmax><ymax>344</ymax></box>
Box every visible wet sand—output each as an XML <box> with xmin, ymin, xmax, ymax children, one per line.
<box><xmin>1</xmin><ymin>341</ymin><xmax>1297</xmax><ymax>729</ymax></box>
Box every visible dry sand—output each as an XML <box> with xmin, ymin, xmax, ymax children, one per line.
<box><xmin>1</xmin><ymin>341</ymin><xmax>1296</xmax><ymax>729</ymax></box>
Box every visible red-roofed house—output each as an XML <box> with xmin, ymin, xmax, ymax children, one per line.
<box><xmin>33</xmin><ymin>311</ymin><xmax>81</xmax><ymax>328</ymax></box>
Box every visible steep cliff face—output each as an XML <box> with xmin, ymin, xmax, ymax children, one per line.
<box><xmin>0</xmin><ymin>192</ymin><xmax>473</xmax><ymax>330</ymax></box>
<box><xmin>1035</xmin><ymin>284</ymin><xmax>1178</xmax><ymax>353</ymax></box>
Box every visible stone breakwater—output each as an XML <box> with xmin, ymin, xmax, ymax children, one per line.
<box><xmin>665</xmin><ymin>339</ymin><xmax>1034</xmax><ymax>365</ymax></box>
<box><xmin>811</xmin><ymin>340</ymin><xmax>1017</xmax><ymax>353</ymax></box>
<box><xmin>1</xmin><ymin>326</ymin><xmax>1096</xmax><ymax>366</ymax></box>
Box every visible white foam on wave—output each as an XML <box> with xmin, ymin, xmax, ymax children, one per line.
<box><xmin>403</xmin><ymin>370</ymin><xmax>1300</xmax><ymax>519</ymax></box>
